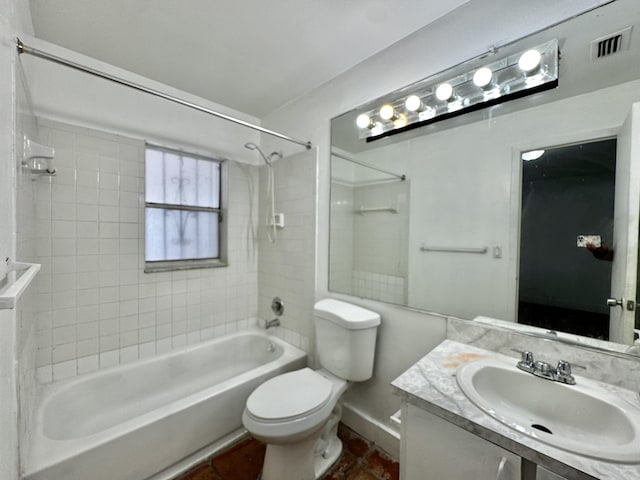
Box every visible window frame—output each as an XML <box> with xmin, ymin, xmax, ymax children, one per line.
<box><xmin>144</xmin><ymin>143</ymin><xmax>228</xmax><ymax>273</ymax></box>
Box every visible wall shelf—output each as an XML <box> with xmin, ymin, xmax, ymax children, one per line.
<box><xmin>0</xmin><ymin>258</ymin><xmax>41</xmax><ymax>310</ymax></box>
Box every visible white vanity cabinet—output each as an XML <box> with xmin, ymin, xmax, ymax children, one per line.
<box><xmin>401</xmin><ymin>403</ymin><xmax>521</xmax><ymax>480</ymax></box>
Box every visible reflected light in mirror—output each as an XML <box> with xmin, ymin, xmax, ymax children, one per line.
<box><xmin>394</xmin><ymin>113</ymin><xmax>409</xmax><ymax>128</ymax></box>
<box><xmin>521</xmin><ymin>149</ymin><xmax>545</xmax><ymax>161</ymax></box>
<box><xmin>522</xmin><ymin>150</ymin><xmax>544</xmax><ymax>162</ymax></box>
<box><xmin>356</xmin><ymin>113</ymin><xmax>375</xmax><ymax>129</ymax></box>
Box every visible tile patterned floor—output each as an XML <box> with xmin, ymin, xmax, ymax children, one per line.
<box><xmin>175</xmin><ymin>424</ymin><xmax>399</xmax><ymax>480</ymax></box>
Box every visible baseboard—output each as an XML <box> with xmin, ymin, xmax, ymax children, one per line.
<box><xmin>341</xmin><ymin>402</ymin><xmax>401</xmax><ymax>460</ymax></box>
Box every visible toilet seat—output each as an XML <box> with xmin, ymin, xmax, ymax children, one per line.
<box><xmin>246</xmin><ymin>368</ymin><xmax>332</xmax><ymax>422</ymax></box>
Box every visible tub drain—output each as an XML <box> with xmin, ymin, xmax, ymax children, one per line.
<box><xmin>531</xmin><ymin>424</ymin><xmax>553</xmax><ymax>434</ymax></box>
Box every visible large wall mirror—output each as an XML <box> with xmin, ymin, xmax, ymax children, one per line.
<box><xmin>329</xmin><ymin>0</ymin><xmax>640</xmax><ymax>354</ymax></box>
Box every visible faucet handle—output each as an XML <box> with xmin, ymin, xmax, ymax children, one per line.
<box><xmin>511</xmin><ymin>349</ymin><xmax>534</xmax><ymax>366</ymax></box>
<box><xmin>556</xmin><ymin>360</ymin><xmax>572</xmax><ymax>376</ymax></box>
<box><xmin>555</xmin><ymin>360</ymin><xmax>585</xmax><ymax>385</ymax></box>
<box><xmin>556</xmin><ymin>360</ymin><xmax>586</xmax><ymax>375</ymax></box>
<box><xmin>512</xmin><ymin>349</ymin><xmax>536</xmax><ymax>373</ymax></box>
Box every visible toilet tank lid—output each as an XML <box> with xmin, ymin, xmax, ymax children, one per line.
<box><xmin>314</xmin><ymin>299</ymin><xmax>381</xmax><ymax>329</ymax></box>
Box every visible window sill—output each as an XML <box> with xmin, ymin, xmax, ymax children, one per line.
<box><xmin>144</xmin><ymin>259</ymin><xmax>228</xmax><ymax>273</ymax></box>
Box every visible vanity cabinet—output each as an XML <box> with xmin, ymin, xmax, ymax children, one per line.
<box><xmin>536</xmin><ymin>467</ymin><xmax>568</xmax><ymax>480</ymax></box>
<box><xmin>401</xmin><ymin>403</ymin><xmax>521</xmax><ymax>480</ymax></box>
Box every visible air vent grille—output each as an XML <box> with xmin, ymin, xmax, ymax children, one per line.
<box><xmin>597</xmin><ymin>34</ymin><xmax>622</xmax><ymax>57</ymax></box>
<box><xmin>591</xmin><ymin>26</ymin><xmax>633</xmax><ymax>61</ymax></box>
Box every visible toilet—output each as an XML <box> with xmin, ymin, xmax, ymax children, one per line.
<box><xmin>242</xmin><ymin>299</ymin><xmax>381</xmax><ymax>480</ymax></box>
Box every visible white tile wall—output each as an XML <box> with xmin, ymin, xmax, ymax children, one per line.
<box><xmin>32</xmin><ymin>119</ymin><xmax>260</xmax><ymax>383</ymax></box>
<box><xmin>351</xmin><ymin>270</ymin><xmax>405</xmax><ymax>305</ymax></box>
<box><xmin>258</xmin><ymin>150</ymin><xmax>316</xmax><ymax>353</ymax></box>
<box><xmin>328</xmin><ymin>178</ymin><xmax>409</xmax><ymax>305</ymax></box>
<box><xmin>352</xmin><ymin>181</ymin><xmax>410</xmax><ymax>282</ymax></box>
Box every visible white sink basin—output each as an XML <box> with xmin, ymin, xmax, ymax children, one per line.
<box><xmin>456</xmin><ymin>357</ymin><xmax>640</xmax><ymax>463</ymax></box>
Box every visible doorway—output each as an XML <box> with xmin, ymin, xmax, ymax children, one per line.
<box><xmin>518</xmin><ymin>139</ymin><xmax>617</xmax><ymax>340</ymax></box>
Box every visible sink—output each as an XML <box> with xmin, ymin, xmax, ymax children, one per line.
<box><xmin>456</xmin><ymin>357</ymin><xmax>640</xmax><ymax>462</ymax></box>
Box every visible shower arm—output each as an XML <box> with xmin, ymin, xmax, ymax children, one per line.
<box><xmin>16</xmin><ymin>38</ymin><xmax>312</xmax><ymax>151</ymax></box>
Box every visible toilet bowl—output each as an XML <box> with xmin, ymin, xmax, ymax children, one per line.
<box><xmin>242</xmin><ymin>299</ymin><xmax>381</xmax><ymax>480</ymax></box>
<box><xmin>242</xmin><ymin>368</ymin><xmax>348</xmax><ymax>479</ymax></box>
<box><xmin>242</xmin><ymin>368</ymin><xmax>348</xmax><ymax>444</ymax></box>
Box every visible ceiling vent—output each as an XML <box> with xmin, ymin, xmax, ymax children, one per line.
<box><xmin>591</xmin><ymin>26</ymin><xmax>633</xmax><ymax>61</ymax></box>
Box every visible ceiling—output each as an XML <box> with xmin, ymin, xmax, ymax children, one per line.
<box><xmin>27</xmin><ymin>0</ymin><xmax>471</xmax><ymax>118</ymax></box>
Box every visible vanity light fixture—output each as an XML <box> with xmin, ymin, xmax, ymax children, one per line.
<box><xmin>394</xmin><ymin>113</ymin><xmax>408</xmax><ymax>129</ymax></box>
<box><xmin>435</xmin><ymin>83</ymin><xmax>455</xmax><ymax>101</ymax></box>
<box><xmin>405</xmin><ymin>95</ymin><xmax>436</xmax><ymax>120</ymax></box>
<box><xmin>518</xmin><ymin>49</ymin><xmax>542</xmax><ymax>75</ymax></box>
<box><xmin>354</xmin><ymin>39</ymin><xmax>558</xmax><ymax>141</ymax></box>
<box><xmin>379</xmin><ymin>104</ymin><xmax>399</xmax><ymax>121</ymax></box>
<box><xmin>356</xmin><ymin>113</ymin><xmax>376</xmax><ymax>129</ymax></box>
<box><xmin>405</xmin><ymin>95</ymin><xmax>424</xmax><ymax>112</ymax></box>
<box><xmin>473</xmin><ymin>67</ymin><xmax>494</xmax><ymax>88</ymax></box>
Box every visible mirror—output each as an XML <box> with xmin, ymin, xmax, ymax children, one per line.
<box><xmin>329</xmin><ymin>0</ymin><xmax>640</xmax><ymax>354</ymax></box>
<box><xmin>518</xmin><ymin>140</ymin><xmax>616</xmax><ymax>340</ymax></box>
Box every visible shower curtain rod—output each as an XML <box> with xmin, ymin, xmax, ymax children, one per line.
<box><xmin>16</xmin><ymin>38</ymin><xmax>312</xmax><ymax>150</ymax></box>
<box><xmin>331</xmin><ymin>149</ymin><xmax>406</xmax><ymax>181</ymax></box>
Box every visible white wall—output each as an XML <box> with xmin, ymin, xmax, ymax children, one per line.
<box><xmin>1</xmin><ymin>1</ymin><xmax>36</xmax><ymax>478</ymax></box>
<box><xmin>261</xmin><ymin>0</ymin><xmax>640</xmax><ymax>440</ymax></box>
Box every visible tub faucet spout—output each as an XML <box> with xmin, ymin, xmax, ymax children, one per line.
<box><xmin>264</xmin><ymin>318</ymin><xmax>280</xmax><ymax>329</ymax></box>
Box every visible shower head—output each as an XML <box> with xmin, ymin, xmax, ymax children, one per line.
<box><xmin>244</xmin><ymin>142</ymin><xmax>276</xmax><ymax>166</ymax></box>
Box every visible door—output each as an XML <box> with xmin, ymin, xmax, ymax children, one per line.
<box><xmin>610</xmin><ymin>102</ymin><xmax>640</xmax><ymax>344</ymax></box>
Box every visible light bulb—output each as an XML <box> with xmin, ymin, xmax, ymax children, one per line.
<box><xmin>379</xmin><ymin>104</ymin><xmax>396</xmax><ymax>121</ymax></box>
<box><xmin>435</xmin><ymin>83</ymin><xmax>454</xmax><ymax>101</ymax></box>
<box><xmin>394</xmin><ymin>113</ymin><xmax>408</xmax><ymax>129</ymax></box>
<box><xmin>405</xmin><ymin>95</ymin><xmax>423</xmax><ymax>112</ymax></box>
<box><xmin>356</xmin><ymin>113</ymin><xmax>373</xmax><ymax>129</ymax></box>
<box><xmin>518</xmin><ymin>49</ymin><xmax>542</xmax><ymax>74</ymax></box>
<box><xmin>473</xmin><ymin>67</ymin><xmax>493</xmax><ymax>88</ymax></box>
<box><xmin>521</xmin><ymin>150</ymin><xmax>545</xmax><ymax>161</ymax></box>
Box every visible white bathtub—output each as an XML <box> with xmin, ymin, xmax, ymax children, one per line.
<box><xmin>24</xmin><ymin>329</ymin><xmax>307</xmax><ymax>480</ymax></box>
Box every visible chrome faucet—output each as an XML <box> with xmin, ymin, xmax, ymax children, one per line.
<box><xmin>264</xmin><ymin>318</ymin><xmax>280</xmax><ymax>329</ymax></box>
<box><xmin>513</xmin><ymin>350</ymin><xmax>585</xmax><ymax>385</ymax></box>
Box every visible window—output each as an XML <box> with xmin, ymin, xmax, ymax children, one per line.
<box><xmin>144</xmin><ymin>144</ymin><xmax>226</xmax><ymax>272</ymax></box>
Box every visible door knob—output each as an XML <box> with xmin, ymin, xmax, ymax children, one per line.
<box><xmin>607</xmin><ymin>297</ymin><xmax>623</xmax><ymax>307</ymax></box>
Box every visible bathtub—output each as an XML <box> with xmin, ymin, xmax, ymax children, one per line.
<box><xmin>24</xmin><ymin>328</ymin><xmax>307</xmax><ymax>480</ymax></box>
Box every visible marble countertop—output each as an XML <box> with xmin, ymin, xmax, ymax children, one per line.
<box><xmin>391</xmin><ymin>340</ymin><xmax>640</xmax><ymax>480</ymax></box>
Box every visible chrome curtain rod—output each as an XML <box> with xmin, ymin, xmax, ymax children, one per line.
<box><xmin>16</xmin><ymin>38</ymin><xmax>312</xmax><ymax>150</ymax></box>
<box><xmin>331</xmin><ymin>149</ymin><xmax>406</xmax><ymax>181</ymax></box>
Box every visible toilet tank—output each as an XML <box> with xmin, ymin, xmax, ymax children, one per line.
<box><xmin>314</xmin><ymin>299</ymin><xmax>381</xmax><ymax>381</ymax></box>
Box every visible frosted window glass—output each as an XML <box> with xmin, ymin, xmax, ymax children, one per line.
<box><xmin>145</xmin><ymin>146</ymin><xmax>222</xmax><ymax>266</ymax></box>
<box><xmin>145</xmin><ymin>147</ymin><xmax>220</xmax><ymax>207</ymax></box>
<box><xmin>145</xmin><ymin>149</ymin><xmax>165</xmax><ymax>204</ymax></box>
<box><xmin>145</xmin><ymin>208</ymin><xmax>218</xmax><ymax>261</ymax></box>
